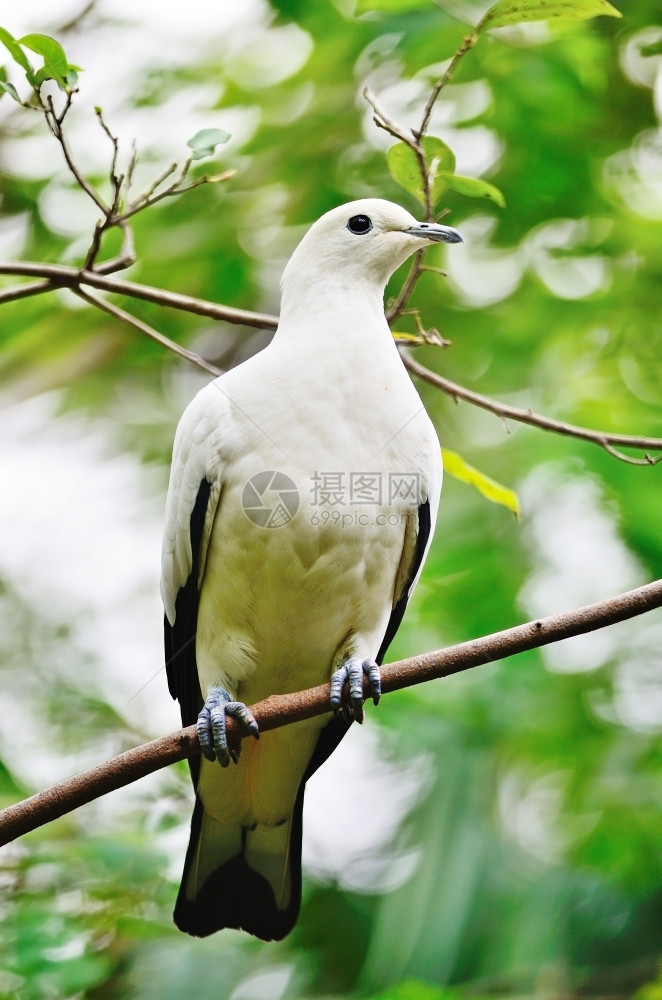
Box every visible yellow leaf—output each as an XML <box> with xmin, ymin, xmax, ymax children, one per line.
<box><xmin>442</xmin><ymin>448</ymin><xmax>520</xmax><ymax>517</ymax></box>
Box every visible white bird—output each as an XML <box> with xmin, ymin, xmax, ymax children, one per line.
<box><xmin>161</xmin><ymin>198</ymin><xmax>462</xmax><ymax>940</ymax></box>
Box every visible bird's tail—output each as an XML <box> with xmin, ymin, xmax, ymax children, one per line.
<box><xmin>173</xmin><ymin>793</ymin><xmax>304</xmax><ymax>941</ymax></box>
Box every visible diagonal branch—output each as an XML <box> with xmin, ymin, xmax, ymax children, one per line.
<box><xmin>402</xmin><ymin>351</ymin><xmax>662</xmax><ymax>465</ymax></box>
<box><xmin>74</xmin><ymin>288</ymin><xmax>223</xmax><ymax>377</ymax></box>
<box><xmin>415</xmin><ymin>28</ymin><xmax>480</xmax><ymax>140</ymax></box>
<box><xmin>1</xmin><ymin>578</ymin><xmax>660</xmax><ymax>846</ymax></box>
<box><xmin>0</xmin><ymin>278</ymin><xmax>55</xmax><ymax>306</ymax></box>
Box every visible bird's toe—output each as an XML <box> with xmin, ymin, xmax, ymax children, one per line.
<box><xmin>362</xmin><ymin>658</ymin><xmax>381</xmax><ymax>705</ymax></box>
<box><xmin>330</xmin><ymin>656</ymin><xmax>381</xmax><ymax>723</ymax></box>
<box><xmin>197</xmin><ymin>687</ymin><xmax>259</xmax><ymax>767</ymax></box>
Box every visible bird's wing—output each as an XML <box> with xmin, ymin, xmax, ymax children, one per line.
<box><xmin>376</xmin><ymin>497</ymin><xmax>434</xmax><ymax>665</ymax></box>
<box><xmin>162</xmin><ymin>385</ymin><xmax>225</xmax><ymax>736</ymax></box>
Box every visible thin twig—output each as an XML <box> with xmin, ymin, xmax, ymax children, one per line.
<box><xmin>126</xmin><ymin>161</ymin><xmax>179</xmax><ymax>214</ymax></box>
<box><xmin>386</xmin><ymin>251</ymin><xmax>426</xmax><ymax>323</ymax></box>
<box><xmin>94</xmin><ymin>107</ymin><xmax>122</xmax><ymax>207</ymax></box>
<box><xmin>1</xmin><ymin>578</ymin><xmax>660</xmax><ymax>846</ymax></box>
<box><xmin>403</xmin><ymin>351</ymin><xmax>662</xmax><ymax>464</ymax></box>
<box><xmin>363</xmin><ymin>85</ymin><xmax>433</xmax><ymax>218</ymax></box>
<box><xmin>416</xmin><ymin>29</ymin><xmax>480</xmax><ymax>140</ymax></box>
<box><xmin>363</xmin><ymin>86</ymin><xmax>415</xmax><ymax>145</ymax></box>
<box><xmin>43</xmin><ymin>94</ymin><xmax>109</xmax><ymax>215</ymax></box>
<box><xmin>121</xmin><ymin>168</ymin><xmax>236</xmax><ymax>221</ymax></box>
<box><xmin>74</xmin><ymin>288</ymin><xmax>223</xmax><ymax>377</ymax></box>
<box><xmin>93</xmin><ymin>220</ymin><xmax>137</xmax><ymax>274</ymax></box>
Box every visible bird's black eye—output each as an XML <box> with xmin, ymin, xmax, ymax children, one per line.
<box><xmin>347</xmin><ymin>214</ymin><xmax>373</xmax><ymax>235</ymax></box>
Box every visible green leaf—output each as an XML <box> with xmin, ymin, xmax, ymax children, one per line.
<box><xmin>440</xmin><ymin>172</ymin><xmax>506</xmax><ymax>207</ymax></box>
<box><xmin>386</xmin><ymin>136</ymin><xmax>456</xmax><ymax>208</ymax></box>
<box><xmin>479</xmin><ymin>0</ymin><xmax>622</xmax><ymax>32</ymax></box>
<box><xmin>0</xmin><ymin>77</ymin><xmax>21</xmax><ymax>102</ymax></box>
<box><xmin>18</xmin><ymin>33</ymin><xmax>68</xmax><ymax>80</ymax></box>
<box><xmin>0</xmin><ymin>26</ymin><xmax>34</xmax><ymax>80</ymax></box>
<box><xmin>442</xmin><ymin>448</ymin><xmax>520</xmax><ymax>516</ymax></box>
<box><xmin>186</xmin><ymin>127</ymin><xmax>231</xmax><ymax>160</ymax></box>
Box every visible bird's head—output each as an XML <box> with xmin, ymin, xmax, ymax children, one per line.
<box><xmin>280</xmin><ymin>198</ymin><xmax>463</xmax><ymax>301</ymax></box>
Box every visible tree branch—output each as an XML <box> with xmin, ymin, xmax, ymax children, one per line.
<box><xmin>0</xmin><ymin>278</ymin><xmax>55</xmax><ymax>306</ymax></box>
<box><xmin>74</xmin><ymin>288</ymin><xmax>223</xmax><ymax>377</ymax></box>
<box><xmin>402</xmin><ymin>351</ymin><xmax>662</xmax><ymax>464</ymax></box>
<box><xmin>43</xmin><ymin>93</ymin><xmax>110</xmax><ymax>216</ymax></box>
<box><xmin>415</xmin><ymin>28</ymin><xmax>480</xmax><ymax>140</ymax></box>
<box><xmin>2</xmin><ymin>261</ymin><xmax>660</xmax><ymax>460</ymax></box>
<box><xmin>0</xmin><ymin>261</ymin><xmax>279</xmax><ymax>329</ymax></box>
<box><xmin>1</xmin><ymin>578</ymin><xmax>660</xmax><ymax>847</ymax></box>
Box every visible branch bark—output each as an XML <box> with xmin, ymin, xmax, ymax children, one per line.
<box><xmin>0</xmin><ymin>261</ymin><xmax>279</xmax><ymax>329</ymax></box>
<box><xmin>2</xmin><ymin>261</ymin><xmax>661</xmax><ymax>461</ymax></box>
<box><xmin>402</xmin><ymin>351</ymin><xmax>662</xmax><ymax>465</ymax></box>
<box><xmin>1</xmin><ymin>578</ymin><xmax>660</xmax><ymax>847</ymax></box>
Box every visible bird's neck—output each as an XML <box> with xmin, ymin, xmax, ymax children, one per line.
<box><xmin>276</xmin><ymin>276</ymin><xmax>392</xmax><ymax>356</ymax></box>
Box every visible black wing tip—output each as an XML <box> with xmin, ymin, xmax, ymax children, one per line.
<box><xmin>173</xmin><ymin>853</ymin><xmax>300</xmax><ymax>941</ymax></box>
<box><xmin>376</xmin><ymin>499</ymin><xmax>431</xmax><ymax>664</ymax></box>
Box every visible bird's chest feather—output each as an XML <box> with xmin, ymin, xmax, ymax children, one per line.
<box><xmin>194</xmin><ymin>350</ymin><xmax>437</xmax><ymax>699</ymax></box>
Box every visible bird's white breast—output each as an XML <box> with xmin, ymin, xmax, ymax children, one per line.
<box><xmin>193</xmin><ymin>335</ymin><xmax>440</xmax><ymax>704</ymax></box>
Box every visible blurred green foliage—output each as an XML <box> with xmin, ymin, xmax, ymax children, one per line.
<box><xmin>0</xmin><ymin>0</ymin><xmax>661</xmax><ymax>997</ymax></box>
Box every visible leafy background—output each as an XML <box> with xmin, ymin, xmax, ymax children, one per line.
<box><xmin>1</xmin><ymin>0</ymin><xmax>662</xmax><ymax>997</ymax></box>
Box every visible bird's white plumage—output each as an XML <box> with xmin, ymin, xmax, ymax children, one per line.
<box><xmin>161</xmin><ymin>198</ymin><xmax>456</xmax><ymax>939</ymax></box>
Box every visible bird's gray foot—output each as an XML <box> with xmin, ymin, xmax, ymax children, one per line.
<box><xmin>329</xmin><ymin>657</ymin><xmax>381</xmax><ymax>724</ymax></box>
<box><xmin>197</xmin><ymin>686</ymin><xmax>259</xmax><ymax>768</ymax></box>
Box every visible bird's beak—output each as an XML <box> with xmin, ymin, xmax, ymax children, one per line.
<box><xmin>403</xmin><ymin>222</ymin><xmax>463</xmax><ymax>244</ymax></box>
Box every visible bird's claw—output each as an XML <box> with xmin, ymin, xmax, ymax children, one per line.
<box><xmin>197</xmin><ymin>686</ymin><xmax>259</xmax><ymax>767</ymax></box>
<box><xmin>329</xmin><ymin>657</ymin><xmax>381</xmax><ymax>724</ymax></box>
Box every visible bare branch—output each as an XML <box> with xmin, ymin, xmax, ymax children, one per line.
<box><xmin>42</xmin><ymin>94</ymin><xmax>110</xmax><ymax>215</ymax></box>
<box><xmin>403</xmin><ymin>351</ymin><xmax>662</xmax><ymax>462</ymax></box>
<box><xmin>363</xmin><ymin>85</ymin><xmax>415</xmax><ymax>145</ymax></box>
<box><xmin>74</xmin><ymin>288</ymin><xmax>223</xmax><ymax>377</ymax></box>
<box><xmin>94</xmin><ymin>107</ymin><xmax>122</xmax><ymax>208</ymax></box>
<box><xmin>0</xmin><ymin>279</ymin><xmax>55</xmax><ymax>306</ymax></box>
<box><xmin>125</xmin><ymin>161</ymin><xmax>180</xmax><ymax>214</ymax></box>
<box><xmin>362</xmin><ymin>86</ymin><xmax>434</xmax><ymax>218</ymax></box>
<box><xmin>92</xmin><ymin>220</ymin><xmax>137</xmax><ymax>274</ymax></box>
<box><xmin>416</xmin><ymin>29</ymin><xmax>479</xmax><ymax>140</ymax></box>
<box><xmin>0</xmin><ymin>261</ymin><xmax>279</xmax><ymax>329</ymax></box>
<box><xmin>121</xmin><ymin>168</ymin><xmax>236</xmax><ymax>222</ymax></box>
<box><xmin>1</xmin><ymin>578</ymin><xmax>661</xmax><ymax>846</ymax></box>
<box><xmin>386</xmin><ymin>251</ymin><xmax>426</xmax><ymax>323</ymax></box>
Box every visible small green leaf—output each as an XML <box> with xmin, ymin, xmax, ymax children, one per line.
<box><xmin>387</xmin><ymin>137</ymin><xmax>456</xmax><ymax>208</ymax></box>
<box><xmin>0</xmin><ymin>77</ymin><xmax>21</xmax><ymax>102</ymax></box>
<box><xmin>479</xmin><ymin>0</ymin><xmax>621</xmax><ymax>32</ymax></box>
<box><xmin>639</xmin><ymin>39</ymin><xmax>662</xmax><ymax>58</ymax></box>
<box><xmin>440</xmin><ymin>172</ymin><xmax>506</xmax><ymax>207</ymax></box>
<box><xmin>0</xmin><ymin>27</ymin><xmax>34</xmax><ymax>79</ymax></box>
<box><xmin>186</xmin><ymin>127</ymin><xmax>231</xmax><ymax>160</ymax></box>
<box><xmin>18</xmin><ymin>33</ymin><xmax>68</xmax><ymax>79</ymax></box>
<box><xmin>443</xmin><ymin>448</ymin><xmax>520</xmax><ymax>517</ymax></box>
